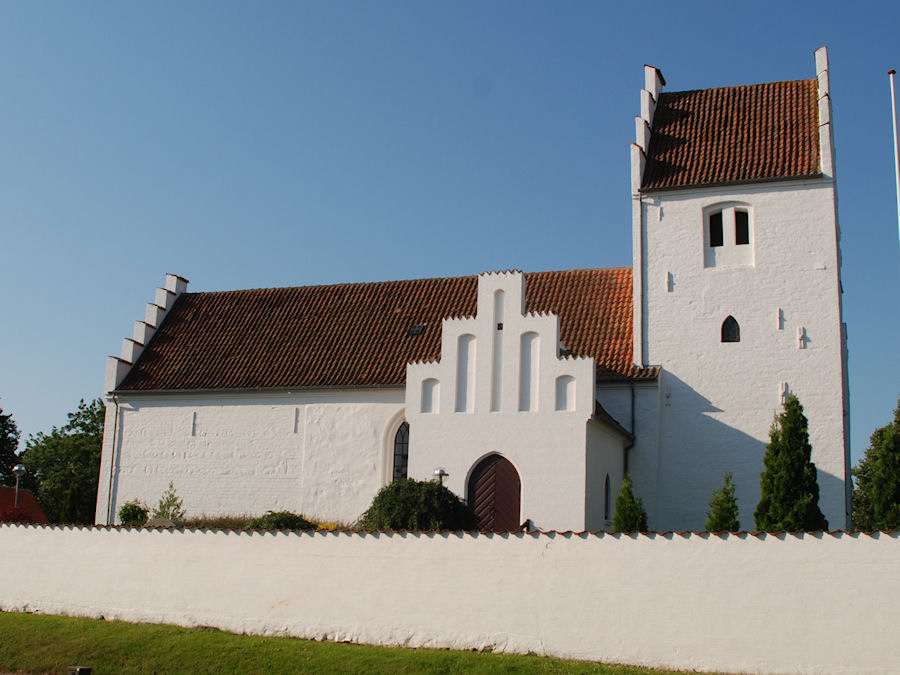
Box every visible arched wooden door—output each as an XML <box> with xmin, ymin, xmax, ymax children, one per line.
<box><xmin>468</xmin><ymin>454</ymin><xmax>521</xmax><ymax>531</ymax></box>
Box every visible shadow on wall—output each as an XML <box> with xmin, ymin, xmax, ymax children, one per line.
<box><xmin>816</xmin><ymin>471</ymin><xmax>846</xmax><ymax>531</ymax></box>
<box><xmin>648</xmin><ymin>371</ymin><xmax>846</xmax><ymax>531</ymax></box>
<box><xmin>652</xmin><ymin>371</ymin><xmax>767</xmax><ymax>532</ymax></box>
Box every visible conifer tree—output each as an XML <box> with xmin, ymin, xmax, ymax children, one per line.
<box><xmin>852</xmin><ymin>399</ymin><xmax>900</xmax><ymax>531</ymax></box>
<box><xmin>0</xmin><ymin>406</ymin><xmax>21</xmax><ymax>487</ymax></box>
<box><xmin>754</xmin><ymin>394</ymin><xmax>828</xmax><ymax>532</ymax></box>
<box><xmin>612</xmin><ymin>474</ymin><xmax>648</xmax><ymax>532</ymax></box>
<box><xmin>705</xmin><ymin>472</ymin><xmax>740</xmax><ymax>532</ymax></box>
<box><xmin>151</xmin><ymin>481</ymin><xmax>186</xmax><ymax>522</ymax></box>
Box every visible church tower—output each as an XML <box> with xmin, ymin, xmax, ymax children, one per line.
<box><xmin>629</xmin><ymin>47</ymin><xmax>850</xmax><ymax>530</ymax></box>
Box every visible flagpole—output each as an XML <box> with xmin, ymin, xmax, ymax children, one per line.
<box><xmin>890</xmin><ymin>69</ymin><xmax>900</xmax><ymax>250</ymax></box>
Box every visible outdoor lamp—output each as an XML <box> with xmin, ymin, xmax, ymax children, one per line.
<box><xmin>12</xmin><ymin>463</ymin><xmax>26</xmax><ymax>508</ymax></box>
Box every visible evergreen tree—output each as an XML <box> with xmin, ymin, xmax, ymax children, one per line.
<box><xmin>705</xmin><ymin>472</ymin><xmax>740</xmax><ymax>532</ymax></box>
<box><xmin>852</xmin><ymin>399</ymin><xmax>900</xmax><ymax>531</ymax></box>
<box><xmin>151</xmin><ymin>481</ymin><xmax>186</xmax><ymax>522</ymax></box>
<box><xmin>612</xmin><ymin>474</ymin><xmax>648</xmax><ymax>533</ymax></box>
<box><xmin>0</xmin><ymin>405</ymin><xmax>21</xmax><ymax>487</ymax></box>
<box><xmin>754</xmin><ymin>394</ymin><xmax>828</xmax><ymax>532</ymax></box>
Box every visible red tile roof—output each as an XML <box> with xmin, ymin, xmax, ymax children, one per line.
<box><xmin>0</xmin><ymin>487</ymin><xmax>49</xmax><ymax>524</ymax></box>
<box><xmin>118</xmin><ymin>268</ymin><xmax>653</xmax><ymax>392</ymax></box>
<box><xmin>641</xmin><ymin>79</ymin><xmax>820</xmax><ymax>190</ymax></box>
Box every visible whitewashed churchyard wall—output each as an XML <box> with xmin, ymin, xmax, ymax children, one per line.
<box><xmin>2</xmin><ymin>526</ymin><xmax>896</xmax><ymax>675</ymax></box>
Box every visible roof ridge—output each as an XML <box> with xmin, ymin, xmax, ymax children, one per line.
<box><xmin>662</xmin><ymin>77</ymin><xmax>817</xmax><ymax>97</ymax></box>
<box><xmin>179</xmin><ymin>266</ymin><xmax>633</xmax><ymax>296</ymax></box>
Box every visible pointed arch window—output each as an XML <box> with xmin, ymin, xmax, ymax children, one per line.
<box><xmin>721</xmin><ymin>316</ymin><xmax>740</xmax><ymax>343</ymax></box>
<box><xmin>393</xmin><ymin>422</ymin><xmax>409</xmax><ymax>480</ymax></box>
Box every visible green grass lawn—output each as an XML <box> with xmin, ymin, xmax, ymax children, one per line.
<box><xmin>0</xmin><ymin>611</ymin><xmax>713</xmax><ymax>674</ymax></box>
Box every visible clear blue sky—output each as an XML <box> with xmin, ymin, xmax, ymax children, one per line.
<box><xmin>1</xmin><ymin>2</ymin><xmax>897</xmax><ymax>467</ymax></box>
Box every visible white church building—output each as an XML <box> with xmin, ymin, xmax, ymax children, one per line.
<box><xmin>96</xmin><ymin>47</ymin><xmax>849</xmax><ymax>532</ymax></box>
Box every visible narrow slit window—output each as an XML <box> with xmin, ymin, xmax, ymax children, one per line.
<box><xmin>709</xmin><ymin>211</ymin><xmax>724</xmax><ymax>247</ymax></box>
<box><xmin>721</xmin><ymin>316</ymin><xmax>740</xmax><ymax>343</ymax></box>
<box><xmin>735</xmin><ymin>210</ymin><xmax>749</xmax><ymax>245</ymax></box>
<box><xmin>604</xmin><ymin>474</ymin><xmax>611</xmax><ymax>520</ymax></box>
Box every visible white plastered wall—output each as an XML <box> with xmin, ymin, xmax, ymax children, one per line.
<box><xmin>636</xmin><ymin>179</ymin><xmax>847</xmax><ymax>530</ymax></box>
<box><xmin>2</xmin><ymin>526</ymin><xmax>897</xmax><ymax>675</ymax></box>
<box><xmin>95</xmin><ymin>389</ymin><xmax>404</xmax><ymax>525</ymax></box>
<box><xmin>406</xmin><ymin>272</ymin><xmax>623</xmax><ymax>532</ymax></box>
<box><xmin>585</xmin><ymin>420</ymin><xmax>627</xmax><ymax>530</ymax></box>
<box><xmin>596</xmin><ymin>381</ymin><xmax>661</xmax><ymax>520</ymax></box>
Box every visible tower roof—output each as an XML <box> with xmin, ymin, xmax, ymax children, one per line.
<box><xmin>641</xmin><ymin>79</ymin><xmax>821</xmax><ymax>191</ymax></box>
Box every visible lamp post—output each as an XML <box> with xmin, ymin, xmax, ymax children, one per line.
<box><xmin>433</xmin><ymin>468</ymin><xmax>448</xmax><ymax>486</ymax></box>
<box><xmin>12</xmin><ymin>464</ymin><xmax>26</xmax><ymax>509</ymax></box>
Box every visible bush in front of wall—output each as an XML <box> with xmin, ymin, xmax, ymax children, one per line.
<box><xmin>117</xmin><ymin>499</ymin><xmax>149</xmax><ymax>527</ymax></box>
<box><xmin>705</xmin><ymin>472</ymin><xmax>740</xmax><ymax>532</ymax></box>
<box><xmin>244</xmin><ymin>510</ymin><xmax>316</xmax><ymax>531</ymax></box>
<box><xmin>0</xmin><ymin>507</ymin><xmax>37</xmax><ymax>524</ymax></box>
<box><xmin>151</xmin><ymin>481</ymin><xmax>186</xmax><ymax>522</ymax></box>
<box><xmin>358</xmin><ymin>478</ymin><xmax>478</xmax><ymax>531</ymax></box>
<box><xmin>612</xmin><ymin>474</ymin><xmax>648</xmax><ymax>533</ymax></box>
<box><xmin>754</xmin><ymin>394</ymin><xmax>828</xmax><ymax>532</ymax></box>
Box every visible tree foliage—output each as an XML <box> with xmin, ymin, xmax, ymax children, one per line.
<box><xmin>358</xmin><ymin>478</ymin><xmax>478</xmax><ymax>531</ymax></box>
<box><xmin>706</xmin><ymin>472</ymin><xmax>740</xmax><ymax>532</ymax></box>
<box><xmin>0</xmin><ymin>405</ymin><xmax>21</xmax><ymax>487</ymax></box>
<box><xmin>612</xmin><ymin>474</ymin><xmax>648</xmax><ymax>533</ymax></box>
<box><xmin>754</xmin><ymin>394</ymin><xmax>828</xmax><ymax>532</ymax></box>
<box><xmin>19</xmin><ymin>398</ymin><xmax>104</xmax><ymax>525</ymax></box>
<box><xmin>852</xmin><ymin>399</ymin><xmax>900</xmax><ymax>531</ymax></box>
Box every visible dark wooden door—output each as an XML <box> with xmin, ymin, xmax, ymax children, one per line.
<box><xmin>468</xmin><ymin>454</ymin><xmax>521</xmax><ymax>531</ymax></box>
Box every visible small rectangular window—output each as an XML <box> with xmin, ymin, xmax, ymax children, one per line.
<box><xmin>709</xmin><ymin>211</ymin><xmax>723</xmax><ymax>247</ymax></box>
<box><xmin>735</xmin><ymin>210</ymin><xmax>749</xmax><ymax>245</ymax></box>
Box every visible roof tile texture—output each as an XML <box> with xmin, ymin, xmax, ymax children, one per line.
<box><xmin>641</xmin><ymin>79</ymin><xmax>820</xmax><ymax>190</ymax></box>
<box><xmin>118</xmin><ymin>268</ymin><xmax>643</xmax><ymax>392</ymax></box>
<box><xmin>0</xmin><ymin>487</ymin><xmax>49</xmax><ymax>523</ymax></box>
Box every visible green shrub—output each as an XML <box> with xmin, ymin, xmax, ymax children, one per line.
<box><xmin>245</xmin><ymin>510</ymin><xmax>315</xmax><ymax>531</ymax></box>
<box><xmin>117</xmin><ymin>499</ymin><xmax>149</xmax><ymax>527</ymax></box>
<box><xmin>358</xmin><ymin>478</ymin><xmax>478</xmax><ymax>531</ymax></box>
<box><xmin>151</xmin><ymin>481</ymin><xmax>186</xmax><ymax>522</ymax></box>
<box><xmin>181</xmin><ymin>514</ymin><xmax>254</xmax><ymax>529</ymax></box>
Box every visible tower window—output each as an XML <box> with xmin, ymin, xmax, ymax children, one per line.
<box><xmin>709</xmin><ymin>211</ymin><xmax>724</xmax><ymax>247</ymax></box>
<box><xmin>704</xmin><ymin>204</ymin><xmax>754</xmax><ymax>269</ymax></box>
<box><xmin>735</xmin><ymin>210</ymin><xmax>749</xmax><ymax>245</ymax></box>
<box><xmin>721</xmin><ymin>316</ymin><xmax>740</xmax><ymax>343</ymax></box>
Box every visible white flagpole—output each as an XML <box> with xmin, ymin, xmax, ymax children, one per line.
<box><xmin>890</xmin><ymin>69</ymin><xmax>900</xmax><ymax>250</ymax></box>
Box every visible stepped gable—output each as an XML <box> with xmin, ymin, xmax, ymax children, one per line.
<box><xmin>641</xmin><ymin>78</ymin><xmax>820</xmax><ymax>191</ymax></box>
<box><xmin>117</xmin><ymin>268</ymin><xmax>642</xmax><ymax>392</ymax></box>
